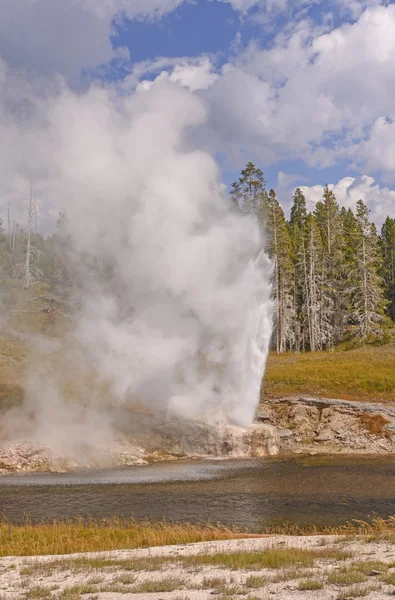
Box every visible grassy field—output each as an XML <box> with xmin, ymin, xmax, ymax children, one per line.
<box><xmin>263</xmin><ymin>342</ymin><xmax>395</xmax><ymax>403</ymax></box>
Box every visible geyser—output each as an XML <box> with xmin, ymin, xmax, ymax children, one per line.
<box><xmin>0</xmin><ymin>69</ymin><xmax>273</xmax><ymax>431</ymax></box>
<box><xmin>64</xmin><ymin>83</ymin><xmax>274</xmax><ymax>427</ymax></box>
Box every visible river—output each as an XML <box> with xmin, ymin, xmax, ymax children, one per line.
<box><xmin>1</xmin><ymin>455</ymin><xmax>395</xmax><ymax>531</ymax></box>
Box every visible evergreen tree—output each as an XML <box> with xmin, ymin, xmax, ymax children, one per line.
<box><xmin>380</xmin><ymin>217</ymin><xmax>395</xmax><ymax>322</ymax></box>
<box><xmin>289</xmin><ymin>188</ymin><xmax>308</xmax><ymax>350</ymax></box>
<box><xmin>289</xmin><ymin>188</ymin><xmax>308</xmax><ymax>230</ymax></box>
<box><xmin>314</xmin><ymin>185</ymin><xmax>346</xmax><ymax>347</ymax></box>
<box><xmin>298</xmin><ymin>213</ymin><xmax>323</xmax><ymax>352</ymax></box>
<box><xmin>341</xmin><ymin>207</ymin><xmax>359</xmax><ymax>270</ymax></box>
<box><xmin>266</xmin><ymin>189</ymin><xmax>295</xmax><ymax>353</ymax></box>
<box><xmin>230</xmin><ymin>162</ymin><xmax>268</xmax><ymax>231</ymax></box>
<box><xmin>349</xmin><ymin>200</ymin><xmax>386</xmax><ymax>340</ymax></box>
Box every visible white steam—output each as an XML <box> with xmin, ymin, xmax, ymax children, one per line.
<box><xmin>0</xmin><ymin>66</ymin><xmax>273</xmax><ymax>430</ymax></box>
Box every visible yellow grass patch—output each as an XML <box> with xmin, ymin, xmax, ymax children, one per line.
<box><xmin>264</xmin><ymin>344</ymin><xmax>395</xmax><ymax>402</ymax></box>
<box><xmin>0</xmin><ymin>518</ymin><xmax>250</xmax><ymax>557</ymax></box>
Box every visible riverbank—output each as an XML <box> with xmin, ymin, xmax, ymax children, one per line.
<box><xmin>0</xmin><ymin>418</ymin><xmax>279</xmax><ymax>475</ymax></box>
<box><xmin>2</xmin><ymin>532</ymin><xmax>395</xmax><ymax>599</ymax></box>
<box><xmin>2</xmin><ymin>393</ymin><xmax>395</xmax><ymax>475</ymax></box>
<box><xmin>260</xmin><ymin>396</ymin><xmax>395</xmax><ymax>455</ymax></box>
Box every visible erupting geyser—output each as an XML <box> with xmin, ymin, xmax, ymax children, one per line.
<box><xmin>67</xmin><ymin>82</ymin><xmax>274</xmax><ymax>427</ymax></box>
<box><xmin>1</xmin><ymin>67</ymin><xmax>273</xmax><ymax>439</ymax></box>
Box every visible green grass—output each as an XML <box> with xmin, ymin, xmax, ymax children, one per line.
<box><xmin>263</xmin><ymin>343</ymin><xmax>395</xmax><ymax>402</ymax></box>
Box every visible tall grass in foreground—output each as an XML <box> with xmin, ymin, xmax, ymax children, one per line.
<box><xmin>2</xmin><ymin>515</ymin><xmax>395</xmax><ymax>557</ymax></box>
<box><xmin>0</xmin><ymin>517</ymin><xmax>249</xmax><ymax>557</ymax></box>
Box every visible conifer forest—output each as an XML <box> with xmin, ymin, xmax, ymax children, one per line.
<box><xmin>1</xmin><ymin>163</ymin><xmax>394</xmax><ymax>354</ymax></box>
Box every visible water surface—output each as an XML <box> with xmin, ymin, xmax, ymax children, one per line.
<box><xmin>1</xmin><ymin>455</ymin><xmax>395</xmax><ymax>530</ymax></box>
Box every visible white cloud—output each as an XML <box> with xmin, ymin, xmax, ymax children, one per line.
<box><xmin>216</xmin><ymin>0</ymin><xmax>261</xmax><ymax>9</ymax></box>
<box><xmin>0</xmin><ymin>0</ymin><xmax>309</xmax><ymax>85</ymax></box>
<box><xmin>352</xmin><ymin>117</ymin><xmax>395</xmax><ymax>180</ymax></box>
<box><xmin>299</xmin><ymin>175</ymin><xmax>395</xmax><ymax>226</ymax></box>
<box><xmin>135</xmin><ymin>56</ymin><xmax>219</xmax><ymax>93</ymax></box>
<box><xmin>334</xmin><ymin>0</ymin><xmax>386</xmax><ymax>19</ymax></box>
<box><xmin>197</xmin><ymin>4</ymin><xmax>395</xmax><ymax>177</ymax></box>
<box><xmin>0</xmin><ymin>0</ymin><xmax>192</xmax><ymax>83</ymax></box>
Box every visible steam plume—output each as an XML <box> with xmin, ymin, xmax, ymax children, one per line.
<box><xmin>1</xmin><ymin>68</ymin><xmax>273</xmax><ymax>433</ymax></box>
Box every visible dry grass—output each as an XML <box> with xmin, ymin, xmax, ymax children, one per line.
<box><xmin>25</xmin><ymin>587</ymin><xmax>54</xmax><ymax>599</ymax></box>
<box><xmin>260</xmin><ymin>515</ymin><xmax>395</xmax><ymax>538</ymax></box>
<box><xmin>380</xmin><ymin>572</ymin><xmax>395</xmax><ymax>585</ymax></box>
<box><xmin>53</xmin><ymin>587</ymin><xmax>94</xmax><ymax>600</ymax></box>
<box><xmin>328</xmin><ymin>569</ymin><xmax>367</xmax><ymax>586</ymax></box>
<box><xmin>2</xmin><ymin>319</ymin><xmax>395</xmax><ymax>418</ymax></box>
<box><xmin>245</xmin><ymin>575</ymin><xmax>267</xmax><ymax>588</ymax></box>
<box><xmin>0</xmin><ymin>517</ymin><xmax>247</xmax><ymax>557</ymax></box>
<box><xmin>200</xmin><ymin>576</ymin><xmax>228</xmax><ymax>589</ymax></box>
<box><xmin>131</xmin><ymin>577</ymin><xmax>186</xmax><ymax>593</ymax></box>
<box><xmin>353</xmin><ymin>561</ymin><xmax>391</xmax><ymax>575</ymax></box>
<box><xmin>264</xmin><ymin>343</ymin><xmax>395</xmax><ymax>402</ymax></box>
<box><xmin>270</xmin><ymin>568</ymin><xmax>315</xmax><ymax>583</ymax></box>
<box><xmin>360</xmin><ymin>412</ymin><xmax>391</xmax><ymax>435</ymax></box>
<box><xmin>5</xmin><ymin>515</ymin><xmax>395</xmax><ymax>559</ymax></box>
<box><xmin>336</xmin><ymin>583</ymin><xmax>382</xmax><ymax>599</ymax></box>
<box><xmin>181</xmin><ymin>547</ymin><xmax>351</xmax><ymax>570</ymax></box>
<box><xmin>21</xmin><ymin>556</ymin><xmax>170</xmax><ymax>576</ymax></box>
<box><xmin>298</xmin><ymin>579</ymin><xmax>324</xmax><ymax>591</ymax></box>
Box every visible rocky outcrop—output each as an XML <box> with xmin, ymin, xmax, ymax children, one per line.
<box><xmin>0</xmin><ymin>419</ymin><xmax>279</xmax><ymax>475</ymax></box>
<box><xmin>259</xmin><ymin>396</ymin><xmax>395</xmax><ymax>454</ymax></box>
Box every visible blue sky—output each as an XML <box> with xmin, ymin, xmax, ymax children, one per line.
<box><xmin>105</xmin><ymin>0</ymin><xmax>395</xmax><ymax>220</ymax></box>
<box><xmin>0</xmin><ymin>0</ymin><xmax>395</xmax><ymax>225</ymax></box>
<box><xmin>113</xmin><ymin>1</ymin><xmax>242</xmax><ymax>63</ymax></box>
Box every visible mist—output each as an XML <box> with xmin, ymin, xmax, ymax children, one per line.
<box><xmin>0</xmin><ymin>63</ymin><xmax>273</xmax><ymax>457</ymax></box>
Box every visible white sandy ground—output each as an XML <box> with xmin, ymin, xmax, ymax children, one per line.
<box><xmin>1</xmin><ymin>536</ymin><xmax>395</xmax><ymax>599</ymax></box>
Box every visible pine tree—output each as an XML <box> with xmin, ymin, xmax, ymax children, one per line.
<box><xmin>341</xmin><ymin>207</ymin><xmax>359</xmax><ymax>270</ymax></box>
<box><xmin>349</xmin><ymin>200</ymin><xmax>386</xmax><ymax>340</ymax></box>
<box><xmin>266</xmin><ymin>189</ymin><xmax>295</xmax><ymax>353</ymax></box>
<box><xmin>230</xmin><ymin>162</ymin><xmax>268</xmax><ymax>231</ymax></box>
<box><xmin>380</xmin><ymin>217</ymin><xmax>395</xmax><ymax>322</ymax></box>
<box><xmin>290</xmin><ymin>188</ymin><xmax>308</xmax><ymax>230</ymax></box>
<box><xmin>314</xmin><ymin>185</ymin><xmax>346</xmax><ymax>347</ymax></box>
<box><xmin>289</xmin><ymin>188</ymin><xmax>308</xmax><ymax>350</ymax></box>
<box><xmin>298</xmin><ymin>213</ymin><xmax>323</xmax><ymax>352</ymax></box>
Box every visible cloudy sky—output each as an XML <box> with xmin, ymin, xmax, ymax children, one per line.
<box><xmin>1</xmin><ymin>0</ymin><xmax>395</xmax><ymax>226</ymax></box>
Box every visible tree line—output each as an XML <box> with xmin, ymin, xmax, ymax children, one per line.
<box><xmin>1</xmin><ymin>166</ymin><xmax>394</xmax><ymax>352</ymax></box>
<box><xmin>231</xmin><ymin>162</ymin><xmax>395</xmax><ymax>352</ymax></box>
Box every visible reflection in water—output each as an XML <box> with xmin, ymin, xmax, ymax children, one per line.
<box><xmin>1</xmin><ymin>456</ymin><xmax>395</xmax><ymax>530</ymax></box>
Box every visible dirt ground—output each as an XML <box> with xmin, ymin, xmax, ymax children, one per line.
<box><xmin>2</xmin><ymin>535</ymin><xmax>395</xmax><ymax>599</ymax></box>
